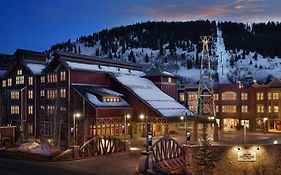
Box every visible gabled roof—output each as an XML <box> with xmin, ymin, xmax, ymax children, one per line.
<box><xmin>110</xmin><ymin>73</ymin><xmax>194</xmax><ymax>118</ymax></box>
<box><xmin>144</xmin><ymin>67</ymin><xmax>175</xmax><ymax>78</ymax></box>
<box><xmin>53</xmin><ymin>51</ymin><xmax>143</xmax><ymax>71</ymax></box>
<box><xmin>72</xmin><ymin>84</ymin><xmax>131</xmax><ymax>108</ymax></box>
<box><xmin>14</xmin><ymin>49</ymin><xmax>47</xmax><ymax>64</ymax></box>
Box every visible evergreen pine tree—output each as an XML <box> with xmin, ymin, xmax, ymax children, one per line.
<box><xmin>108</xmin><ymin>52</ymin><xmax>113</xmax><ymax>59</ymax></box>
<box><xmin>128</xmin><ymin>50</ymin><xmax>135</xmax><ymax>62</ymax></box>
<box><xmin>195</xmin><ymin>124</ymin><xmax>219</xmax><ymax>175</ymax></box>
<box><xmin>144</xmin><ymin>54</ymin><xmax>149</xmax><ymax>63</ymax></box>
<box><xmin>78</xmin><ymin>46</ymin><xmax>81</xmax><ymax>54</ymax></box>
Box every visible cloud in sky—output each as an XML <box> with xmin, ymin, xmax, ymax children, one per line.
<box><xmin>125</xmin><ymin>0</ymin><xmax>281</xmax><ymax>23</ymax></box>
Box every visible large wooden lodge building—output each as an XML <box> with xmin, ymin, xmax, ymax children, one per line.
<box><xmin>1</xmin><ymin>49</ymin><xmax>281</xmax><ymax>147</ymax></box>
<box><xmin>0</xmin><ymin>49</ymin><xmax>191</xmax><ymax>147</ymax></box>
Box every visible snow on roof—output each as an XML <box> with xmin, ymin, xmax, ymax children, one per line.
<box><xmin>26</xmin><ymin>63</ymin><xmax>46</xmax><ymax>75</ymax></box>
<box><xmin>113</xmin><ymin>73</ymin><xmax>194</xmax><ymax>118</ymax></box>
<box><xmin>86</xmin><ymin>93</ymin><xmax>129</xmax><ymax>107</ymax></box>
<box><xmin>99</xmin><ymin>88</ymin><xmax>123</xmax><ymax>96</ymax></box>
<box><xmin>65</xmin><ymin>61</ymin><xmax>144</xmax><ymax>76</ymax></box>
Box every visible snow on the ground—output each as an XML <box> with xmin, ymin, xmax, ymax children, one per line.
<box><xmin>16</xmin><ymin>141</ymin><xmax>58</xmax><ymax>155</ymax></box>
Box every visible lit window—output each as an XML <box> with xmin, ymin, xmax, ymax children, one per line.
<box><xmin>274</xmin><ymin>106</ymin><xmax>279</xmax><ymax>113</ymax></box>
<box><xmin>60</xmin><ymin>71</ymin><xmax>66</xmax><ymax>81</ymax></box>
<box><xmin>179</xmin><ymin>93</ymin><xmax>185</xmax><ymax>102</ymax></box>
<box><xmin>11</xmin><ymin>106</ymin><xmax>19</xmax><ymax>114</ymax></box>
<box><xmin>16</xmin><ymin>76</ymin><xmax>24</xmax><ymax>84</ymax></box>
<box><xmin>8</xmin><ymin>78</ymin><xmax>12</xmax><ymax>86</ymax></box>
<box><xmin>268</xmin><ymin>92</ymin><xmax>271</xmax><ymax>100</ymax></box>
<box><xmin>257</xmin><ymin>105</ymin><xmax>264</xmax><ymax>113</ymax></box>
<box><xmin>47</xmin><ymin>89</ymin><xmax>57</xmax><ymax>99</ymax></box>
<box><xmin>47</xmin><ymin>74</ymin><xmax>57</xmax><ymax>83</ymax></box>
<box><xmin>241</xmin><ymin>93</ymin><xmax>248</xmax><ymax>100</ymax></box>
<box><xmin>168</xmin><ymin>77</ymin><xmax>172</xmax><ymax>83</ymax></box>
<box><xmin>273</xmin><ymin>93</ymin><xmax>279</xmax><ymax>100</ymax></box>
<box><xmin>188</xmin><ymin>93</ymin><xmax>198</xmax><ymax>101</ymax></box>
<box><xmin>28</xmin><ymin>77</ymin><xmax>33</xmax><ymax>85</ymax></box>
<box><xmin>222</xmin><ymin>92</ymin><xmax>237</xmax><ymax>100</ymax></box>
<box><xmin>215</xmin><ymin>105</ymin><xmax>219</xmax><ymax>112</ymax></box>
<box><xmin>17</xmin><ymin>69</ymin><xmax>22</xmax><ymax>75</ymax></box>
<box><xmin>40</xmin><ymin>76</ymin><xmax>45</xmax><ymax>83</ymax></box>
<box><xmin>268</xmin><ymin>106</ymin><xmax>272</xmax><ymax>113</ymax></box>
<box><xmin>28</xmin><ymin>125</ymin><xmax>33</xmax><ymax>134</ymax></box>
<box><xmin>11</xmin><ymin>91</ymin><xmax>19</xmax><ymax>99</ymax></box>
<box><xmin>40</xmin><ymin>90</ymin><xmax>45</xmax><ymax>97</ymax></box>
<box><xmin>2</xmin><ymin>80</ymin><xmax>6</xmax><ymax>87</ymax></box>
<box><xmin>241</xmin><ymin>105</ymin><xmax>248</xmax><ymax>113</ymax></box>
<box><xmin>222</xmin><ymin>105</ymin><xmax>236</xmax><ymax>113</ymax></box>
<box><xmin>47</xmin><ymin>106</ymin><xmax>56</xmax><ymax>114</ymax></box>
<box><xmin>60</xmin><ymin>88</ymin><xmax>66</xmax><ymax>98</ymax></box>
<box><xmin>214</xmin><ymin>94</ymin><xmax>219</xmax><ymax>101</ymax></box>
<box><xmin>28</xmin><ymin>105</ymin><xmax>33</xmax><ymax>114</ymax></box>
<box><xmin>188</xmin><ymin>105</ymin><xmax>197</xmax><ymax>112</ymax></box>
<box><xmin>257</xmin><ymin>92</ymin><xmax>264</xmax><ymax>100</ymax></box>
<box><xmin>28</xmin><ymin>90</ymin><xmax>33</xmax><ymax>99</ymax></box>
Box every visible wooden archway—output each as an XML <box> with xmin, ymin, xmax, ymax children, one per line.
<box><xmin>80</xmin><ymin>136</ymin><xmax>127</xmax><ymax>157</ymax></box>
<box><xmin>150</xmin><ymin>137</ymin><xmax>188</xmax><ymax>174</ymax></box>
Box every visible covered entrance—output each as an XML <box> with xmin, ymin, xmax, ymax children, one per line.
<box><xmin>223</xmin><ymin>118</ymin><xmax>238</xmax><ymax>131</ymax></box>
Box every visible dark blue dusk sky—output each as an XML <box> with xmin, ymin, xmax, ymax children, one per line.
<box><xmin>1</xmin><ymin>0</ymin><xmax>280</xmax><ymax>54</ymax></box>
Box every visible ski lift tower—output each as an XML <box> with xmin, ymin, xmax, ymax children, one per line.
<box><xmin>197</xmin><ymin>36</ymin><xmax>218</xmax><ymax>141</ymax></box>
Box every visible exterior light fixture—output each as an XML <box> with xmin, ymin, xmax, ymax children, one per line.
<box><xmin>237</xmin><ymin>147</ymin><xmax>240</xmax><ymax>150</ymax></box>
<box><xmin>126</xmin><ymin>114</ymin><xmax>131</xmax><ymax>119</ymax></box>
<box><xmin>274</xmin><ymin>140</ymin><xmax>278</xmax><ymax>144</ymax></box>
<box><xmin>139</xmin><ymin>114</ymin><xmax>145</xmax><ymax>120</ymax></box>
<box><xmin>180</xmin><ymin>116</ymin><xmax>184</xmax><ymax>120</ymax></box>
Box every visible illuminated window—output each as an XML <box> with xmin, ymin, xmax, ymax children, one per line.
<box><xmin>47</xmin><ymin>89</ymin><xmax>57</xmax><ymax>99</ymax></box>
<box><xmin>11</xmin><ymin>106</ymin><xmax>19</xmax><ymax>114</ymax></box>
<box><xmin>2</xmin><ymin>80</ymin><xmax>6</xmax><ymax>87</ymax></box>
<box><xmin>241</xmin><ymin>93</ymin><xmax>248</xmax><ymax>100</ymax></box>
<box><xmin>214</xmin><ymin>94</ymin><xmax>219</xmax><ymax>101</ymax></box>
<box><xmin>47</xmin><ymin>106</ymin><xmax>56</xmax><ymax>114</ymax></box>
<box><xmin>8</xmin><ymin>78</ymin><xmax>12</xmax><ymax>86</ymax></box>
<box><xmin>47</xmin><ymin>74</ymin><xmax>57</xmax><ymax>83</ymax></box>
<box><xmin>17</xmin><ymin>69</ymin><xmax>22</xmax><ymax>75</ymax></box>
<box><xmin>179</xmin><ymin>93</ymin><xmax>185</xmax><ymax>102</ymax></box>
<box><xmin>28</xmin><ymin>105</ymin><xmax>33</xmax><ymax>114</ymax></box>
<box><xmin>222</xmin><ymin>105</ymin><xmax>236</xmax><ymax>113</ymax></box>
<box><xmin>268</xmin><ymin>92</ymin><xmax>271</xmax><ymax>100</ymax></box>
<box><xmin>40</xmin><ymin>90</ymin><xmax>45</xmax><ymax>97</ymax></box>
<box><xmin>60</xmin><ymin>88</ymin><xmax>66</xmax><ymax>98</ymax></box>
<box><xmin>273</xmin><ymin>93</ymin><xmax>279</xmax><ymax>100</ymax></box>
<box><xmin>60</xmin><ymin>71</ymin><xmax>66</xmax><ymax>81</ymax></box>
<box><xmin>40</xmin><ymin>76</ymin><xmax>45</xmax><ymax>83</ymax></box>
<box><xmin>28</xmin><ymin>77</ymin><xmax>33</xmax><ymax>85</ymax></box>
<box><xmin>222</xmin><ymin>92</ymin><xmax>237</xmax><ymax>100</ymax></box>
<box><xmin>188</xmin><ymin>93</ymin><xmax>198</xmax><ymax>101</ymax></box>
<box><xmin>168</xmin><ymin>77</ymin><xmax>172</xmax><ymax>83</ymax></box>
<box><xmin>257</xmin><ymin>105</ymin><xmax>264</xmax><ymax>113</ymax></box>
<box><xmin>274</xmin><ymin>106</ymin><xmax>279</xmax><ymax>113</ymax></box>
<box><xmin>268</xmin><ymin>106</ymin><xmax>272</xmax><ymax>113</ymax></box>
<box><xmin>16</xmin><ymin>76</ymin><xmax>24</xmax><ymax>84</ymax></box>
<box><xmin>28</xmin><ymin>125</ymin><xmax>33</xmax><ymax>134</ymax></box>
<box><xmin>215</xmin><ymin>105</ymin><xmax>219</xmax><ymax>112</ymax></box>
<box><xmin>188</xmin><ymin>105</ymin><xmax>197</xmax><ymax>112</ymax></box>
<box><xmin>11</xmin><ymin>91</ymin><xmax>19</xmax><ymax>99</ymax></box>
<box><xmin>257</xmin><ymin>92</ymin><xmax>264</xmax><ymax>100</ymax></box>
<box><xmin>241</xmin><ymin>105</ymin><xmax>248</xmax><ymax>113</ymax></box>
<box><xmin>28</xmin><ymin>90</ymin><xmax>33</xmax><ymax>99</ymax></box>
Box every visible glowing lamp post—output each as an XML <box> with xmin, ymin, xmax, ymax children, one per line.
<box><xmin>263</xmin><ymin>117</ymin><xmax>268</xmax><ymax>134</ymax></box>
<box><xmin>73</xmin><ymin>113</ymin><xmax>81</xmax><ymax>145</ymax></box>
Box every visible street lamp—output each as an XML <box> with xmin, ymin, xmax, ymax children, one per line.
<box><xmin>123</xmin><ymin>114</ymin><xmax>131</xmax><ymax>139</ymax></box>
<box><xmin>73</xmin><ymin>113</ymin><xmax>81</xmax><ymax>145</ymax></box>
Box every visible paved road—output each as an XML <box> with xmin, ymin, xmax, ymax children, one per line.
<box><xmin>1</xmin><ymin>131</ymin><xmax>281</xmax><ymax>175</ymax></box>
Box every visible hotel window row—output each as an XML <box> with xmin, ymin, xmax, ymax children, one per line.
<box><xmin>222</xmin><ymin>105</ymin><xmax>237</xmax><ymax>113</ymax></box>
<box><xmin>46</xmin><ymin>88</ymin><xmax>66</xmax><ymax>99</ymax></box>
<box><xmin>188</xmin><ymin>93</ymin><xmax>198</xmax><ymax>101</ymax></box>
<box><xmin>11</xmin><ymin>91</ymin><xmax>19</xmax><ymax>99</ymax></box>
<box><xmin>11</xmin><ymin>106</ymin><xmax>19</xmax><ymax>114</ymax></box>
<box><xmin>221</xmin><ymin>92</ymin><xmax>236</xmax><ymax>100</ymax></box>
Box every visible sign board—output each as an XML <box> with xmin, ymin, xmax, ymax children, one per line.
<box><xmin>237</xmin><ymin>150</ymin><xmax>256</xmax><ymax>162</ymax></box>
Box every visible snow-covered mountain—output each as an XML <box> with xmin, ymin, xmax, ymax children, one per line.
<box><xmin>50</xmin><ymin>21</ymin><xmax>281</xmax><ymax>85</ymax></box>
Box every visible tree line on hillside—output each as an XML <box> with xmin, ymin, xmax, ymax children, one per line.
<box><xmin>50</xmin><ymin>20</ymin><xmax>217</xmax><ymax>59</ymax></box>
<box><xmin>219</xmin><ymin>21</ymin><xmax>281</xmax><ymax>58</ymax></box>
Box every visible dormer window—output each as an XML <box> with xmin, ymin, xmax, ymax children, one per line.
<box><xmin>103</xmin><ymin>97</ymin><xmax>120</xmax><ymax>102</ymax></box>
<box><xmin>168</xmin><ymin>77</ymin><xmax>172</xmax><ymax>83</ymax></box>
<box><xmin>17</xmin><ymin>69</ymin><xmax>22</xmax><ymax>75</ymax></box>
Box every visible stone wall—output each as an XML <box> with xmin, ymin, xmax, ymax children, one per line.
<box><xmin>186</xmin><ymin>144</ymin><xmax>281</xmax><ymax>175</ymax></box>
